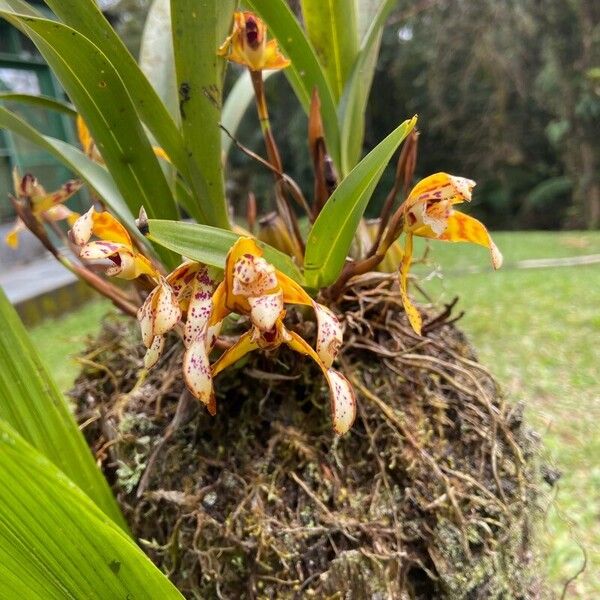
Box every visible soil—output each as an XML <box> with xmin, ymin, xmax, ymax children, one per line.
<box><xmin>72</xmin><ymin>275</ymin><xmax>548</xmax><ymax>599</ymax></box>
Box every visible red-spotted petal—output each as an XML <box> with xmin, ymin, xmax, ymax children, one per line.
<box><xmin>152</xmin><ymin>279</ymin><xmax>181</xmax><ymax>336</ymax></box>
<box><xmin>248</xmin><ymin>291</ymin><xmax>284</xmax><ymax>331</ymax></box>
<box><xmin>183</xmin><ymin>268</ymin><xmax>217</xmax><ymax>348</ymax></box>
<box><xmin>325</xmin><ymin>369</ymin><xmax>357</xmax><ymax>435</ymax></box>
<box><xmin>313</xmin><ymin>301</ymin><xmax>343</xmax><ymax>368</ymax></box>
<box><xmin>79</xmin><ymin>240</ymin><xmax>124</xmax><ymax>260</ymax></box>
<box><xmin>231</xmin><ymin>254</ymin><xmax>278</xmax><ymax>298</ymax></box>
<box><xmin>284</xmin><ymin>331</ymin><xmax>357</xmax><ymax>434</ymax></box>
<box><xmin>183</xmin><ymin>338</ymin><xmax>216</xmax><ymax>414</ymax></box>
<box><xmin>144</xmin><ymin>335</ymin><xmax>165</xmax><ymax>369</ymax></box>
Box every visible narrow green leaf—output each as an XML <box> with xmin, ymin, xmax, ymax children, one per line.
<box><xmin>40</xmin><ymin>0</ymin><xmax>218</xmax><ymax>226</ymax></box>
<box><xmin>245</xmin><ymin>0</ymin><xmax>341</xmax><ymax>172</ymax></box>
<box><xmin>300</xmin><ymin>0</ymin><xmax>359</xmax><ymax>100</ymax></box>
<box><xmin>139</xmin><ymin>0</ymin><xmax>178</xmax><ymax>122</ymax></box>
<box><xmin>0</xmin><ymin>288</ymin><xmax>126</xmax><ymax>529</ymax></box>
<box><xmin>170</xmin><ymin>0</ymin><xmax>233</xmax><ymax>230</ymax></box>
<box><xmin>304</xmin><ymin>117</ymin><xmax>417</xmax><ymax>288</ymax></box>
<box><xmin>0</xmin><ymin>105</ymin><xmax>141</xmax><ymax>244</ymax></box>
<box><xmin>221</xmin><ymin>69</ymin><xmax>275</xmax><ymax>158</ymax></box>
<box><xmin>0</xmin><ymin>92</ymin><xmax>76</xmax><ymax>116</ymax></box>
<box><xmin>0</xmin><ymin>0</ymin><xmax>38</xmax><ymax>16</ymax></box>
<box><xmin>339</xmin><ymin>0</ymin><xmax>396</xmax><ymax>172</ymax></box>
<box><xmin>0</xmin><ymin>420</ymin><xmax>183</xmax><ymax>599</ymax></box>
<box><xmin>40</xmin><ymin>1</ymin><xmax>180</xmax><ymax>167</ymax></box>
<box><xmin>148</xmin><ymin>219</ymin><xmax>305</xmax><ymax>284</ymax></box>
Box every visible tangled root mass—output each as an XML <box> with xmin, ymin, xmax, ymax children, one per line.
<box><xmin>73</xmin><ymin>276</ymin><xmax>546</xmax><ymax>599</ymax></box>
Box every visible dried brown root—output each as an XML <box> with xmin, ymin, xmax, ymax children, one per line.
<box><xmin>72</xmin><ymin>277</ymin><xmax>548</xmax><ymax>599</ymax></box>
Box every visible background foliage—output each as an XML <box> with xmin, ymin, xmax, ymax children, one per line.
<box><xmin>108</xmin><ymin>0</ymin><xmax>599</xmax><ymax>230</ymax></box>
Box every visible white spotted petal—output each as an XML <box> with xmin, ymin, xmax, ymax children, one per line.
<box><xmin>71</xmin><ymin>206</ymin><xmax>94</xmax><ymax>246</ymax></box>
<box><xmin>183</xmin><ymin>268</ymin><xmax>216</xmax><ymax>348</ymax></box>
<box><xmin>152</xmin><ymin>279</ymin><xmax>181</xmax><ymax>336</ymax></box>
<box><xmin>183</xmin><ymin>337</ymin><xmax>215</xmax><ymax>415</ymax></box>
<box><xmin>232</xmin><ymin>254</ymin><xmax>278</xmax><ymax>298</ymax></box>
<box><xmin>79</xmin><ymin>240</ymin><xmax>125</xmax><ymax>260</ymax></box>
<box><xmin>325</xmin><ymin>369</ymin><xmax>357</xmax><ymax>435</ymax></box>
<box><xmin>248</xmin><ymin>291</ymin><xmax>284</xmax><ymax>331</ymax></box>
<box><xmin>313</xmin><ymin>301</ymin><xmax>343</xmax><ymax>368</ymax></box>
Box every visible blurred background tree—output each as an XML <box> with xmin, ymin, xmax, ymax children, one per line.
<box><xmin>105</xmin><ymin>0</ymin><xmax>599</xmax><ymax>230</ymax></box>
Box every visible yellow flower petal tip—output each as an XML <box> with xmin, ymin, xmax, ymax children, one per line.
<box><xmin>396</xmin><ymin>173</ymin><xmax>502</xmax><ymax>334</ymax></box>
<box><xmin>218</xmin><ymin>11</ymin><xmax>290</xmax><ymax>72</ymax></box>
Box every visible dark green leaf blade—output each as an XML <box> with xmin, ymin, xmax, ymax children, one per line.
<box><xmin>299</xmin><ymin>0</ymin><xmax>359</xmax><ymax>100</ymax></box>
<box><xmin>0</xmin><ymin>288</ymin><xmax>126</xmax><ymax>529</ymax></box>
<box><xmin>148</xmin><ymin>219</ymin><xmax>305</xmax><ymax>284</ymax></box>
<box><xmin>339</xmin><ymin>0</ymin><xmax>396</xmax><ymax>172</ymax></box>
<box><xmin>0</xmin><ymin>92</ymin><xmax>76</xmax><ymax>116</ymax></box>
<box><xmin>170</xmin><ymin>0</ymin><xmax>233</xmax><ymax>230</ymax></box>
<box><xmin>304</xmin><ymin>117</ymin><xmax>417</xmax><ymax>288</ymax></box>
<box><xmin>0</xmin><ymin>419</ymin><xmax>183</xmax><ymax>599</ymax></box>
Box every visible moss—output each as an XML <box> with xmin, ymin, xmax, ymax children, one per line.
<box><xmin>72</xmin><ymin>284</ymin><xmax>549</xmax><ymax>599</ymax></box>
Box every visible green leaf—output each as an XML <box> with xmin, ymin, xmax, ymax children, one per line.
<box><xmin>0</xmin><ymin>10</ymin><xmax>179</xmax><ymax>266</ymax></box>
<box><xmin>245</xmin><ymin>0</ymin><xmax>341</xmax><ymax>172</ymax></box>
<box><xmin>304</xmin><ymin>117</ymin><xmax>417</xmax><ymax>288</ymax></box>
<box><xmin>300</xmin><ymin>0</ymin><xmax>359</xmax><ymax>100</ymax></box>
<box><xmin>39</xmin><ymin>0</ymin><xmax>218</xmax><ymax>226</ymax></box>
<box><xmin>0</xmin><ymin>105</ymin><xmax>141</xmax><ymax>243</ymax></box>
<box><xmin>139</xmin><ymin>0</ymin><xmax>178</xmax><ymax>122</ymax></box>
<box><xmin>221</xmin><ymin>69</ymin><xmax>275</xmax><ymax>158</ymax></box>
<box><xmin>40</xmin><ymin>1</ymin><xmax>180</xmax><ymax>167</ymax></box>
<box><xmin>338</xmin><ymin>0</ymin><xmax>396</xmax><ymax>172</ymax></box>
<box><xmin>0</xmin><ymin>288</ymin><xmax>126</xmax><ymax>530</ymax></box>
<box><xmin>170</xmin><ymin>0</ymin><xmax>233</xmax><ymax>231</ymax></box>
<box><xmin>0</xmin><ymin>419</ymin><xmax>183</xmax><ymax>599</ymax></box>
<box><xmin>0</xmin><ymin>92</ymin><xmax>76</xmax><ymax>116</ymax></box>
<box><xmin>148</xmin><ymin>219</ymin><xmax>305</xmax><ymax>284</ymax></box>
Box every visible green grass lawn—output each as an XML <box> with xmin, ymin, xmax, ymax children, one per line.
<box><xmin>28</xmin><ymin>231</ymin><xmax>600</xmax><ymax>597</ymax></box>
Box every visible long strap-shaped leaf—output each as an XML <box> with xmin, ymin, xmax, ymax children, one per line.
<box><xmin>0</xmin><ymin>92</ymin><xmax>76</xmax><ymax>116</ymax></box>
<box><xmin>304</xmin><ymin>117</ymin><xmax>417</xmax><ymax>288</ymax></box>
<box><xmin>300</xmin><ymin>0</ymin><xmax>359</xmax><ymax>101</ymax></box>
<box><xmin>0</xmin><ymin>106</ymin><xmax>140</xmax><ymax>239</ymax></box>
<box><xmin>170</xmin><ymin>0</ymin><xmax>233</xmax><ymax>231</ymax></box>
<box><xmin>245</xmin><ymin>0</ymin><xmax>341</xmax><ymax>173</ymax></box>
<box><xmin>0</xmin><ymin>289</ymin><xmax>126</xmax><ymax>530</ymax></box>
<box><xmin>40</xmin><ymin>0</ymin><xmax>227</xmax><ymax>228</ymax></box>
<box><xmin>148</xmin><ymin>219</ymin><xmax>305</xmax><ymax>285</ymax></box>
<box><xmin>0</xmin><ymin>420</ymin><xmax>183</xmax><ymax>599</ymax></box>
<box><xmin>338</xmin><ymin>0</ymin><xmax>397</xmax><ymax>173</ymax></box>
<box><xmin>0</xmin><ymin>10</ymin><xmax>179</xmax><ymax>266</ymax></box>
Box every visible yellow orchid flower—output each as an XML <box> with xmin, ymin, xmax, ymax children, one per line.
<box><xmin>218</xmin><ymin>12</ymin><xmax>291</xmax><ymax>72</ymax></box>
<box><xmin>70</xmin><ymin>207</ymin><xmax>156</xmax><ymax>280</ymax></box>
<box><xmin>4</xmin><ymin>168</ymin><xmax>83</xmax><ymax>249</ymax></box>
<box><xmin>398</xmin><ymin>173</ymin><xmax>503</xmax><ymax>335</ymax></box>
<box><xmin>207</xmin><ymin>238</ymin><xmax>355</xmax><ymax>435</ymax></box>
<box><xmin>137</xmin><ymin>238</ymin><xmax>356</xmax><ymax>434</ymax></box>
<box><xmin>76</xmin><ymin>115</ymin><xmax>170</xmax><ymax>164</ymax></box>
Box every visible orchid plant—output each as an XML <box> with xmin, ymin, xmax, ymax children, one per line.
<box><xmin>1</xmin><ymin>2</ymin><xmax>501</xmax><ymax>437</ymax></box>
